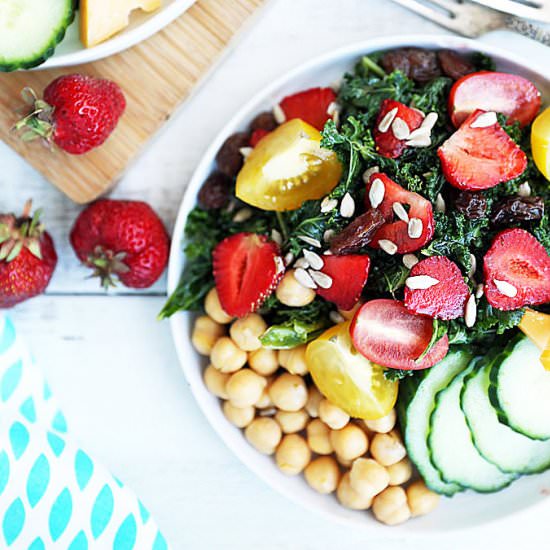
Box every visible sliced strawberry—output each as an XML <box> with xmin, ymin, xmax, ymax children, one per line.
<box><xmin>213</xmin><ymin>232</ymin><xmax>284</xmax><ymax>317</ymax></box>
<box><xmin>315</xmin><ymin>254</ymin><xmax>371</xmax><ymax>311</ymax></box>
<box><xmin>279</xmin><ymin>87</ymin><xmax>336</xmax><ymax>131</ymax></box>
<box><xmin>438</xmin><ymin>110</ymin><xmax>527</xmax><ymax>191</ymax></box>
<box><xmin>373</xmin><ymin>99</ymin><xmax>425</xmax><ymax>159</ymax></box>
<box><xmin>404</xmin><ymin>256</ymin><xmax>469</xmax><ymax>320</ymax></box>
<box><xmin>449</xmin><ymin>71</ymin><xmax>541</xmax><ymax>128</ymax></box>
<box><xmin>483</xmin><ymin>229</ymin><xmax>550</xmax><ymax>311</ymax></box>
<box><xmin>250</xmin><ymin>128</ymin><xmax>270</xmax><ymax>148</ymax></box>
<box><xmin>365</xmin><ymin>173</ymin><xmax>434</xmax><ymax>254</ymax></box>
<box><xmin>350</xmin><ymin>299</ymin><xmax>449</xmax><ymax>370</ymax></box>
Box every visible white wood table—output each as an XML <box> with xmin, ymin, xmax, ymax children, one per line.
<box><xmin>3</xmin><ymin>1</ymin><xmax>548</xmax><ymax>547</ymax></box>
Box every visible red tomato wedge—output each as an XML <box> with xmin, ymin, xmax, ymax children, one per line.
<box><xmin>350</xmin><ymin>299</ymin><xmax>449</xmax><ymax>370</ymax></box>
<box><xmin>279</xmin><ymin>87</ymin><xmax>336</xmax><ymax>131</ymax></box>
<box><xmin>365</xmin><ymin>173</ymin><xmax>434</xmax><ymax>254</ymax></box>
<box><xmin>449</xmin><ymin>71</ymin><xmax>541</xmax><ymax>128</ymax></box>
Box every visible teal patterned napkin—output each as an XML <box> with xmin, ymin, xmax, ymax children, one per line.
<box><xmin>0</xmin><ymin>314</ymin><xmax>169</xmax><ymax>549</ymax></box>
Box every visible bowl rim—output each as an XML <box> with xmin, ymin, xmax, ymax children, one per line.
<box><xmin>167</xmin><ymin>34</ymin><xmax>550</xmax><ymax>533</ymax></box>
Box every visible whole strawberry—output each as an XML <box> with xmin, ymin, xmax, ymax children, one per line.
<box><xmin>0</xmin><ymin>201</ymin><xmax>58</xmax><ymax>308</ymax></box>
<box><xmin>15</xmin><ymin>74</ymin><xmax>126</xmax><ymax>155</ymax></box>
<box><xmin>70</xmin><ymin>199</ymin><xmax>170</xmax><ymax>289</ymax></box>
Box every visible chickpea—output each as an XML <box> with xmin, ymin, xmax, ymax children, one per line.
<box><xmin>364</xmin><ymin>409</ymin><xmax>397</xmax><ymax>434</ymax></box>
<box><xmin>387</xmin><ymin>458</ymin><xmax>413</xmax><ymax>486</ymax></box>
<box><xmin>337</xmin><ymin>472</ymin><xmax>373</xmax><ymax>510</ymax></box>
<box><xmin>226</xmin><ymin>369</ymin><xmax>267</xmax><ymax>408</ymax></box>
<box><xmin>372</xmin><ymin>486</ymin><xmax>411</xmax><ymax>526</ymax></box>
<box><xmin>223</xmin><ymin>401</ymin><xmax>255</xmax><ymax>428</ymax></box>
<box><xmin>275</xmin><ymin>409</ymin><xmax>308</xmax><ymax>434</ymax></box>
<box><xmin>205</xmin><ymin>288</ymin><xmax>233</xmax><ymax>324</ymax></box>
<box><xmin>335</xmin><ymin>454</ymin><xmax>353</xmax><ymax>468</ymax></box>
<box><xmin>249</xmin><ymin>348</ymin><xmax>279</xmax><ymax>376</ymax></box>
<box><xmin>283</xmin><ymin>345</ymin><xmax>308</xmax><ymax>375</ymax></box>
<box><xmin>330</xmin><ymin>424</ymin><xmax>368</xmax><ymax>461</ymax></box>
<box><xmin>275</xmin><ymin>434</ymin><xmax>311</xmax><ymax>475</ymax></box>
<box><xmin>406</xmin><ymin>481</ymin><xmax>440</xmax><ymax>517</ymax></box>
<box><xmin>268</xmin><ymin>373</ymin><xmax>307</xmax><ymax>412</ymax></box>
<box><xmin>306</xmin><ymin>419</ymin><xmax>333</xmax><ymax>455</ymax></box>
<box><xmin>370</xmin><ymin>430</ymin><xmax>407</xmax><ymax>467</ymax></box>
<box><xmin>245</xmin><ymin>417</ymin><xmax>282</xmax><ymax>454</ymax></box>
<box><xmin>276</xmin><ymin>270</ymin><xmax>316</xmax><ymax>307</ymax></box>
<box><xmin>278</xmin><ymin>349</ymin><xmax>291</xmax><ymax>369</ymax></box>
<box><xmin>255</xmin><ymin>387</ymin><xmax>273</xmax><ymax>409</ymax></box>
<box><xmin>319</xmin><ymin>399</ymin><xmax>349</xmax><ymax>430</ymax></box>
<box><xmin>304</xmin><ymin>456</ymin><xmax>340</xmax><ymax>494</ymax></box>
<box><xmin>305</xmin><ymin>386</ymin><xmax>323</xmax><ymax>418</ymax></box>
<box><xmin>210</xmin><ymin>337</ymin><xmax>247</xmax><ymax>373</ymax></box>
<box><xmin>203</xmin><ymin>365</ymin><xmax>229</xmax><ymax>399</ymax></box>
<box><xmin>349</xmin><ymin>458</ymin><xmax>390</xmax><ymax>498</ymax></box>
<box><xmin>192</xmin><ymin>316</ymin><xmax>225</xmax><ymax>355</ymax></box>
<box><xmin>229</xmin><ymin>314</ymin><xmax>267</xmax><ymax>351</ymax></box>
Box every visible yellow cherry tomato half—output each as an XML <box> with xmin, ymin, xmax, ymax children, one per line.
<box><xmin>531</xmin><ymin>106</ymin><xmax>550</xmax><ymax>180</ymax></box>
<box><xmin>519</xmin><ymin>308</ymin><xmax>550</xmax><ymax>350</ymax></box>
<box><xmin>236</xmin><ymin>119</ymin><xmax>342</xmax><ymax>211</ymax></box>
<box><xmin>305</xmin><ymin>322</ymin><xmax>399</xmax><ymax>420</ymax></box>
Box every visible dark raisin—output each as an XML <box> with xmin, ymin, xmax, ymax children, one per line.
<box><xmin>437</xmin><ymin>50</ymin><xmax>475</xmax><ymax>81</ymax></box>
<box><xmin>454</xmin><ymin>191</ymin><xmax>488</xmax><ymax>219</ymax></box>
<box><xmin>330</xmin><ymin>209</ymin><xmax>386</xmax><ymax>255</ymax></box>
<box><xmin>381</xmin><ymin>48</ymin><xmax>441</xmax><ymax>83</ymax></box>
<box><xmin>216</xmin><ymin>132</ymin><xmax>250</xmax><ymax>178</ymax></box>
<box><xmin>491</xmin><ymin>196</ymin><xmax>544</xmax><ymax>225</ymax></box>
<box><xmin>249</xmin><ymin>111</ymin><xmax>278</xmax><ymax>132</ymax></box>
<box><xmin>197</xmin><ymin>171</ymin><xmax>231</xmax><ymax>209</ymax></box>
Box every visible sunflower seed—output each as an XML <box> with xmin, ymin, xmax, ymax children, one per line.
<box><xmin>518</xmin><ymin>182</ymin><xmax>531</xmax><ymax>198</ymax></box>
<box><xmin>378</xmin><ymin>107</ymin><xmax>398</xmax><ymax>133</ymax></box>
<box><xmin>470</xmin><ymin>111</ymin><xmax>497</xmax><ymax>128</ymax></box>
<box><xmin>323</xmin><ymin>250</ymin><xmax>333</xmax><ymax>256</ymax></box>
<box><xmin>435</xmin><ymin>193</ymin><xmax>446</xmax><ymax>214</ymax></box>
<box><xmin>421</xmin><ymin>112</ymin><xmax>438</xmax><ymax>132</ymax></box>
<box><xmin>379</xmin><ymin>239</ymin><xmax>398</xmax><ymax>255</ymax></box>
<box><xmin>298</xmin><ymin>235</ymin><xmax>321</xmax><ymax>248</ymax></box>
<box><xmin>392</xmin><ymin>202</ymin><xmax>409</xmax><ymax>222</ymax></box>
<box><xmin>405</xmin><ymin>135</ymin><xmax>431</xmax><ymax>148</ymax></box>
<box><xmin>369</xmin><ymin>178</ymin><xmax>385</xmax><ymax>208</ymax></box>
<box><xmin>468</xmin><ymin>254</ymin><xmax>477</xmax><ymax>279</ymax></box>
<box><xmin>303</xmin><ymin>249</ymin><xmax>324</xmax><ymax>270</ymax></box>
<box><xmin>340</xmin><ymin>193</ymin><xmax>355</xmax><ymax>218</ymax></box>
<box><xmin>284</xmin><ymin>252</ymin><xmax>294</xmax><ymax>266</ymax></box>
<box><xmin>493</xmin><ymin>279</ymin><xmax>518</xmax><ymax>297</ymax></box>
<box><xmin>475</xmin><ymin>283</ymin><xmax>484</xmax><ymax>299</ymax></box>
<box><xmin>323</xmin><ymin>229</ymin><xmax>335</xmax><ymax>243</ymax></box>
<box><xmin>333</xmin><ymin>109</ymin><xmax>340</xmax><ymax>127</ymax></box>
<box><xmin>309</xmin><ymin>270</ymin><xmax>333</xmax><ymax>289</ymax></box>
<box><xmin>330</xmin><ymin>311</ymin><xmax>345</xmax><ymax>324</ymax></box>
<box><xmin>406</xmin><ymin>275</ymin><xmax>439</xmax><ymax>290</ymax></box>
<box><xmin>464</xmin><ymin>294</ymin><xmax>477</xmax><ymax>328</ymax></box>
<box><xmin>239</xmin><ymin>146</ymin><xmax>253</xmax><ymax>159</ymax></box>
<box><xmin>327</xmin><ymin>101</ymin><xmax>340</xmax><ymax>117</ymax></box>
<box><xmin>233</xmin><ymin>208</ymin><xmax>252</xmax><ymax>223</ymax></box>
<box><xmin>407</xmin><ymin>126</ymin><xmax>430</xmax><ymax>140</ymax></box>
<box><xmin>271</xmin><ymin>229</ymin><xmax>283</xmax><ymax>246</ymax></box>
<box><xmin>273</xmin><ymin>103</ymin><xmax>286</xmax><ymax>124</ymax></box>
<box><xmin>294</xmin><ymin>268</ymin><xmax>317</xmax><ymax>289</ymax></box>
<box><xmin>320</xmin><ymin>196</ymin><xmax>338</xmax><ymax>213</ymax></box>
<box><xmin>362</xmin><ymin>166</ymin><xmax>380</xmax><ymax>184</ymax></box>
<box><xmin>403</xmin><ymin>254</ymin><xmax>419</xmax><ymax>269</ymax></box>
<box><xmin>391</xmin><ymin>117</ymin><xmax>410</xmax><ymax>140</ymax></box>
<box><xmin>408</xmin><ymin>218</ymin><xmax>423</xmax><ymax>239</ymax></box>
<box><xmin>294</xmin><ymin>257</ymin><xmax>310</xmax><ymax>269</ymax></box>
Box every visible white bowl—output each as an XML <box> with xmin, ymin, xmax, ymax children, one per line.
<box><xmin>168</xmin><ymin>35</ymin><xmax>550</xmax><ymax>532</ymax></box>
<box><xmin>38</xmin><ymin>0</ymin><xmax>195</xmax><ymax>69</ymax></box>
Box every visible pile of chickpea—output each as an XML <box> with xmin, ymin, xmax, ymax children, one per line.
<box><xmin>192</xmin><ymin>283</ymin><xmax>441</xmax><ymax>526</ymax></box>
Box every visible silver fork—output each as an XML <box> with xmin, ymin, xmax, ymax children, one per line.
<box><xmin>392</xmin><ymin>0</ymin><xmax>550</xmax><ymax>45</ymax></box>
<box><xmin>473</xmin><ymin>0</ymin><xmax>550</xmax><ymax>23</ymax></box>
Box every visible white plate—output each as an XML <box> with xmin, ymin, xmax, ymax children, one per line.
<box><xmin>168</xmin><ymin>35</ymin><xmax>550</xmax><ymax>532</ymax></box>
<box><xmin>39</xmin><ymin>0</ymin><xmax>195</xmax><ymax>69</ymax></box>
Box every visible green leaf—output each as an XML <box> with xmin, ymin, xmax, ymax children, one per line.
<box><xmin>259</xmin><ymin>319</ymin><xmax>326</xmax><ymax>349</ymax></box>
<box><xmin>416</xmin><ymin>319</ymin><xmax>448</xmax><ymax>363</ymax></box>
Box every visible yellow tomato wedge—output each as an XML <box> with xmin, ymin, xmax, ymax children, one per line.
<box><xmin>531</xmin><ymin>106</ymin><xmax>550</xmax><ymax>180</ymax></box>
<box><xmin>541</xmin><ymin>346</ymin><xmax>550</xmax><ymax>371</ymax></box>
<box><xmin>519</xmin><ymin>309</ymin><xmax>550</xmax><ymax>371</ymax></box>
<box><xmin>236</xmin><ymin>119</ymin><xmax>342</xmax><ymax>211</ymax></box>
<box><xmin>305</xmin><ymin>322</ymin><xmax>398</xmax><ymax>420</ymax></box>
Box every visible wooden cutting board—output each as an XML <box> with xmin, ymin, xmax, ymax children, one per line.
<box><xmin>0</xmin><ymin>0</ymin><xmax>264</xmax><ymax>204</ymax></box>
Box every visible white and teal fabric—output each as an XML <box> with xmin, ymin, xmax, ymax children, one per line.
<box><xmin>0</xmin><ymin>314</ymin><xmax>169</xmax><ymax>549</ymax></box>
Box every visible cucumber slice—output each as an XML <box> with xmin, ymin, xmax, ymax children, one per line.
<box><xmin>398</xmin><ymin>350</ymin><xmax>472</xmax><ymax>496</ymax></box>
<box><xmin>429</xmin><ymin>359</ymin><xmax>516</xmax><ymax>493</ymax></box>
<box><xmin>489</xmin><ymin>335</ymin><xmax>550</xmax><ymax>441</ymax></box>
<box><xmin>0</xmin><ymin>0</ymin><xmax>75</xmax><ymax>72</ymax></box>
<box><xmin>462</xmin><ymin>360</ymin><xmax>550</xmax><ymax>475</ymax></box>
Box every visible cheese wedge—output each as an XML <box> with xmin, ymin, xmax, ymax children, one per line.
<box><xmin>80</xmin><ymin>0</ymin><xmax>162</xmax><ymax>48</ymax></box>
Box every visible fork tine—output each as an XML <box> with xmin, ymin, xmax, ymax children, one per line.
<box><xmin>472</xmin><ymin>0</ymin><xmax>550</xmax><ymax>23</ymax></box>
<box><xmin>391</xmin><ymin>0</ymin><xmax>463</xmax><ymax>31</ymax></box>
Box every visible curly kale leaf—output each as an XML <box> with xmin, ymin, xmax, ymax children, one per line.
<box><xmin>384</xmin><ymin>369</ymin><xmax>414</xmax><ymax>382</ymax></box>
<box><xmin>533</xmin><ymin>213</ymin><xmax>550</xmax><ymax>253</ymax></box>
